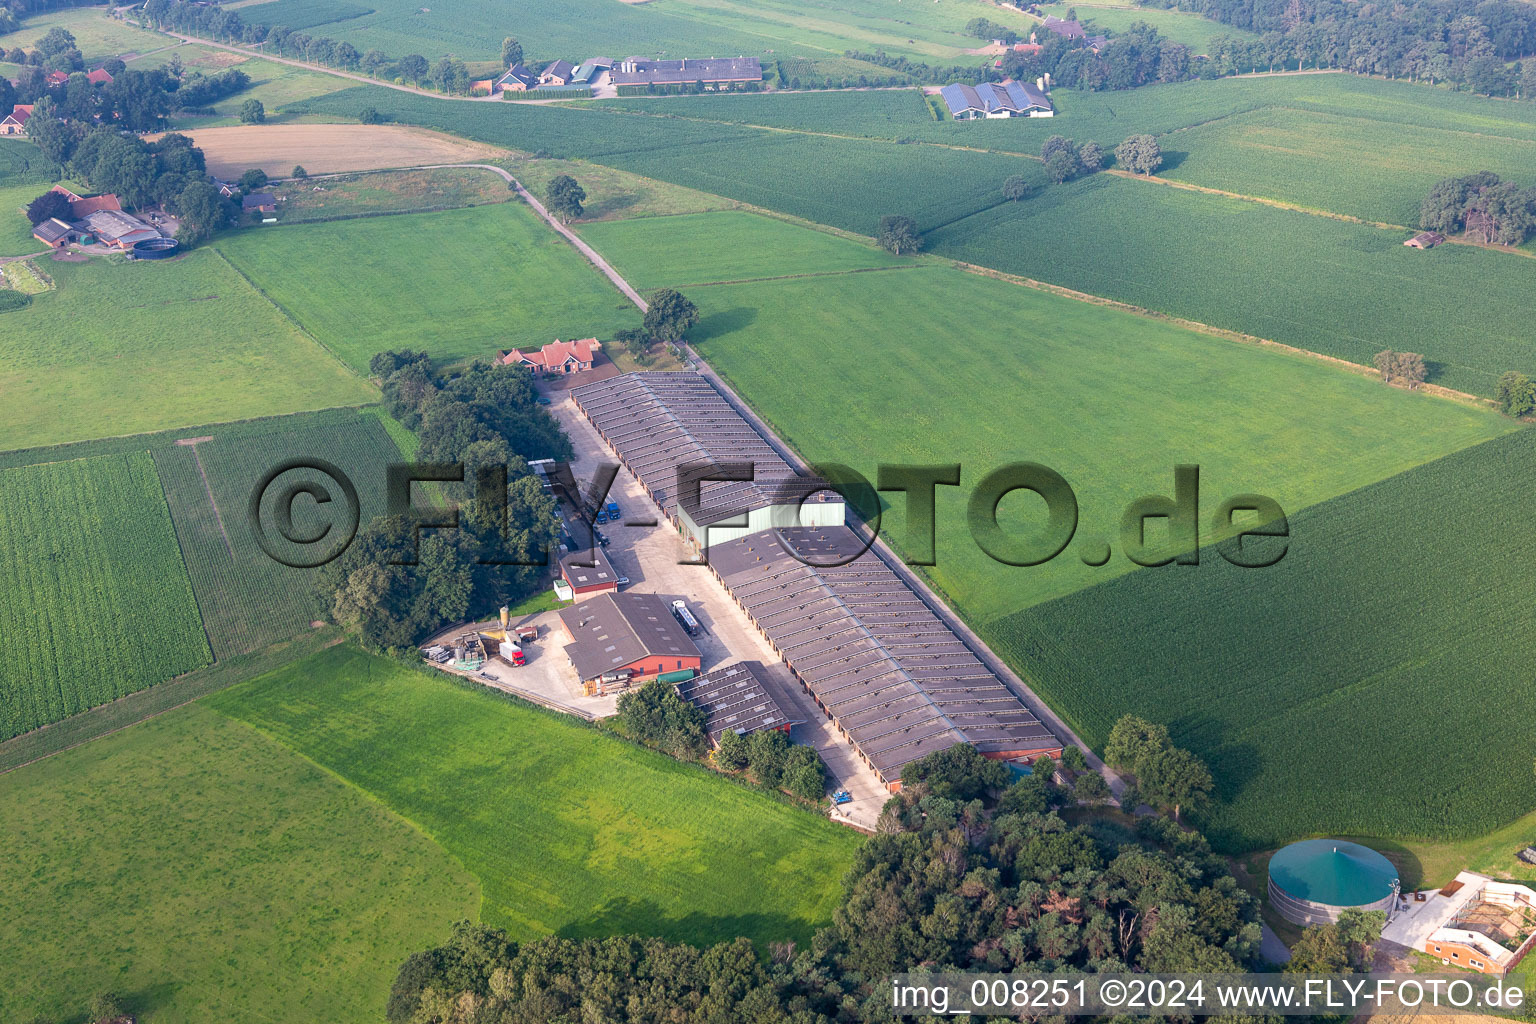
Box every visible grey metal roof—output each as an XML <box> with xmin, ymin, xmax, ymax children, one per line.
<box><xmin>609</xmin><ymin>56</ymin><xmax>762</xmax><ymax>85</ymax></box>
<box><xmin>542</xmin><ymin>59</ymin><xmax>576</xmax><ymax>79</ymax></box>
<box><xmin>709</xmin><ymin>526</ymin><xmax>1057</xmax><ymax>778</ymax></box>
<box><xmin>570</xmin><ymin>372</ymin><xmax>836</xmax><ymax>529</ymax></box>
<box><xmin>675</xmin><ymin>660</ymin><xmax>805</xmax><ymax>743</ymax></box>
<box><xmin>559</xmin><ymin>592</ymin><xmax>701</xmax><ymax>681</ymax></box>
<box><xmin>570</xmin><ymin>370</ymin><xmax>1058</xmax><ymax>783</ymax></box>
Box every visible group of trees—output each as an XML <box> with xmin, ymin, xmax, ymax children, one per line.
<box><xmin>385</xmin><ymin>739</ymin><xmax>1268</xmax><ymax>1024</ymax></box>
<box><xmin>1420</xmin><ymin>171</ymin><xmax>1536</xmax><ymax>247</ymax></box>
<box><xmin>1496</xmin><ymin>371</ymin><xmax>1536</xmax><ymax>417</ymax></box>
<box><xmin>1041</xmin><ymin>133</ymin><xmax>1105</xmax><ymax>183</ymax></box>
<box><xmin>612</xmin><ymin>289</ymin><xmax>700</xmax><ymax>361</ymax></box>
<box><xmin>998</xmin><ymin>133</ymin><xmax>1159</xmax><ymax>200</ymax></box>
<box><xmin>22</xmin><ymin>125</ymin><xmax>237</xmax><ymax>243</ymax></box>
<box><xmin>614</xmin><ymin>679</ymin><xmax>828</xmax><ymax>802</ymax></box>
<box><xmin>317</xmin><ymin>353</ymin><xmax>567</xmax><ymax>650</ymax></box>
<box><xmin>615</xmin><ymin>680</ymin><xmax>710</xmax><ymax>758</ymax></box>
<box><xmin>1140</xmin><ymin>0</ymin><xmax>1536</xmax><ymax>96</ymax></box>
<box><xmin>1103</xmin><ymin>714</ymin><xmax>1213</xmax><ymax>821</ymax></box>
<box><xmin>1374</xmin><ymin>349</ymin><xmax>1428</xmax><ymax>388</ymax></box>
<box><xmin>716</xmin><ymin>727</ymin><xmax>825</xmax><ymax>801</ymax></box>
<box><xmin>965</xmin><ymin>16</ymin><xmax>1020</xmax><ymax>44</ymax></box>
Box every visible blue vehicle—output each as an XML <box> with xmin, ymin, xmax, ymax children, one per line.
<box><xmin>606</xmin><ymin>500</ymin><xmax>621</xmax><ymax>519</ymax></box>
<box><xmin>832</xmin><ymin>790</ymin><xmax>852</xmax><ymax>805</ymax></box>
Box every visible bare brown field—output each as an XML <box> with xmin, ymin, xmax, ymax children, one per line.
<box><xmin>165</xmin><ymin>124</ymin><xmax>506</xmax><ymax>177</ymax></box>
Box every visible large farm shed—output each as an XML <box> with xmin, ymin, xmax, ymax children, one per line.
<box><xmin>572</xmin><ymin>371</ymin><xmax>1061</xmax><ymax>789</ymax></box>
<box><xmin>710</xmin><ymin>526</ymin><xmax>1060</xmax><ymax>788</ymax></box>
<box><xmin>610</xmin><ymin>57</ymin><xmax>762</xmax><ymax>86</ymax></box>
<box><xmin>570</xmin><ymin>372</ymin><xmax>843</xmax><ymax>554</ymax></box>
<box><xmin>675</xmin><ymin>660</ymin><xmax>804</xmax><ymax>745</ymax></box>
<box><xmin>558</xmin><ymin>591</ymin><xmax>702</xmax><ymax>694</ymax></box>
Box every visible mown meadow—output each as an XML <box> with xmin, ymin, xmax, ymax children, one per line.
<box><xmin>209</xmin><ymin>645</ymin><xmax>863</xmax><ymax>946</ymax></box>
<box><xmin>991</xmin><ymin>427</ymin><xmax>1536</xmax><ymax>850</ymax></box>
<box><xmin>0</xmin><ymin>251</ymin><xmax>377</xmax><ymax>452</ymax></box>
<box><xmin>0</xmin><ymin>453</ymin><xmax>210</xmax><ymax>739</ymax></box>
<box><xmin>0</xmin><ymin>702</ymin><xmax>479</xmax><ymax>1024</ymax></box>
<box><xmin>213</xmin><ymin>203</ymin><xmax>642</xmax><ymax>373</ymax></box>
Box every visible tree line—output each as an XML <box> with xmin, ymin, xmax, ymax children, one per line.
<box><xmin>383</xmin><ymin>738</ymin><xmax>1270</xmax><ymax>1024</ymax></box>
<box><xmin>140</xmin><ymin>0</ymin><xmax>485</xmax><ymax>95</ymax></box>
<box><xmin>1128</xmin><ymin>0</ymin><xmax>1536</xmax><ymax>96</ymax></box>
<box><xmin>315</xmin><ymin>352</ymin><xmax>567</xmax><ymax>651</ymax></box>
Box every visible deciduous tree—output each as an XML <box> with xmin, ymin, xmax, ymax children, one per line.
<box><xmin>642</xmin><ymin>288</ymin><xmax>700</xmax><ymax>343</ymax></box>
<box><xmin>1115</xmin><ymin>133</ymin><xmax>1162</xmax><ymax>174</ymax></box>
<box><xmin>545</xmin><ymin>174</ymin><xmax>586</xmax><ymax>222</ymax></box>
<box><xmin>877</xmin><ymin>213</ymin><xmax>920</xmax><ymax>254</ymax></box>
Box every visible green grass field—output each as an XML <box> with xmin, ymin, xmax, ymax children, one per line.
<box><xmin>0</xmin><ymin>702</ymin><xmax>479</xmax><ymax>1024</ymax></box>
<box><xmin>1157</xmin><ymin>105</ymin><xmax>1536</xmax><ymax>225</ymax></box>
<box><xmin>238</xmin><ymin>0</ymin><xmax>1036</xmax><ymax>64</ymax></box>
<box><xmin>991</xmin><ymin>428</ymin><xmax>1536</xmax><ymax>850</ymax></box>
<box><xmin>214</xmin><ymin>203</ymin><xmax>641</xmax><ymax>373</ymax></box>
<box><xmin>0</xmin><ymin>180</ymin><xmax>65</xmax><ymax>256</ymax></box>
<box><xmin>0</xmin><ymin>453</ymin><xmax>210</xmax><ymax>740</ymax></box>
<box><xmin>150</xmin><ymin>409</ymin><xmax>406</xmax><ymax>660</ymax></box>
<box><xmin>576</xmin><ymin>210</ymin><xmax>905</xmax><ymax>289</ymax></box>
<box><xmin>1037</xmin><ymin>1</ymin><xmax>1258</xmax><ymax>50</ymax></box>
<box><xmin>610</xmin><ymin>212</ymin><xmax>1515</xmax><ymax>618</ymax></box>
<box><xmin>0</xmin><ymin>250</ymin><xmax>377</xmax><ymax>452</ymax></box>
<box><xmin>210</xmin><ymin>645</ymin><xmax>863</xmax><ymax>945</ymax></box>
<box><xmin>0</xmin><ymin>140</ymin><xmax>54</xmax><ymax>189</ymax></box>
<box><xmin>925</xmin><ymin>173</ymin><xmax>1536</xmax><ymax>396</ymax></box>
<box><xmin>0</xmin><ymin>7</ymin><xmax>169</xmax><ymax>62</ymax></box>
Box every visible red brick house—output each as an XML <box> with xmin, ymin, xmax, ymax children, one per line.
<box><xmin>1</xmin><ymin>104</ymin><xmax>32</xmax><ymax>136</ymax></box>
<box><xmin>559</xmin><ymin>545</ymin><xmax>620</xmax><ymax>598</ymax></box>
<box><xmin>45</xmin><ymin>69</ymin><xmax>69</xmax><ymax>86</ymax></box>
<box><xmin>87</xmin><ymin>67</ymin><xmax>114</xmax><ymax>85</ymax></box>
<box><xmin>501</xmin><ymin>337</ymin><xmax>599</xmax><ymax>375</ymax></box>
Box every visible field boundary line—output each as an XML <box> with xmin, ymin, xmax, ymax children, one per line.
<box><xmin>187</xmin><ymin>441</ymin><xmax>235</xmax><ymax>558</ymax></box>
<box><xmin>0</xmin><ymin>630</ymin><xmax>347</xmax><ymax>775</ymax></box>
<box><xmin>946</xmin><ymin>257</ymin><xmax>1499</xmax><ymax>410</ymax></box>
<box><xmin>149</xmin><ymin>446</ymin><xmax>222</xmax><ymax>665</ymax></box>
<box><xmin>205</xmin><ymin>245</ymin><xmax>372</xmax><ymax>377</ymax></box>
<box><xmin>1106</xmin><ymin>167</ymin><xmax>1410</xmax><ymax>229</ymax></box>
<box><xmin>672</xmin><ymin>264</ymin><xmax>920</xmax><ymax>289</ymax></box>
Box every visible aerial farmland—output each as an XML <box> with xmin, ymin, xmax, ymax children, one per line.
<box><xmin>4</xmin><ymin>0</ymin><xmax>1536</xmax><ymax>1020</ymax></box>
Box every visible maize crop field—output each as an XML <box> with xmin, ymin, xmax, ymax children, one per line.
<box><xmin>0</xmin><ymin>453</ymin><xmax>211</xmax><ymax>740</ymax></box>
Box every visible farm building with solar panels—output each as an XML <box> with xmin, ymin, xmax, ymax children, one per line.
<box><xmin>1267</xmin><ymin>839</ymin><xmax>1399</xmax><ymax>925</ymax></box>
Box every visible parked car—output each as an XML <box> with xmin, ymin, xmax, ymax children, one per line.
<box><xmin>616</xmin><ymin>576</ymin><xmax>630</xmax><ymax>586</ymax></box>
<box><xmin>536</xmin><ymin>396</ymin><xmax>552</xmax><ymax>405</ymax></box>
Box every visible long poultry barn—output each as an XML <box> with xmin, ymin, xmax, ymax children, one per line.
<box><xmin>570</xmin><ymin>371</ymin><xmax>1061</xmax><ymax>789</ymax></box>
<box><xmin>570</xmin><ymin>372</ymin><xmax>843</xmax><ymax>554</ymax></box>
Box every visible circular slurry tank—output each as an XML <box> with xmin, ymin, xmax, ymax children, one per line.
<box><xmin>132</xmin><ymin>237</ymin><xmax>180</xmax><ymax>260</ymax></box>
<box><xmin>1268</xmin><ymin>839</ymin><xmax>1398</xmax><ymax>925</ymax></box>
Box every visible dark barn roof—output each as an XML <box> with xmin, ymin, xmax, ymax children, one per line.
<box><xmin>570</xmin><ymin>371</ymin><xmax>837</xmax><ymax>528</ymax></box>
<box><xmin>675</xmin><ymin>660</ymin><xmax>805</xmax><ymax>743</ymax></box>
<box><xmin>709</xmin><ymin>526</ymin><xmax>1057</xmax><ymax>780</ymax></box>
<box><xmin>559</xmin><ymin>544</ymin><xmax>619</xmax><ymax>590</ymax></box>
<box><xmin>559</xmin><ymin>592</ymin><xmax>701</xmax><ymax>681</ymax></box>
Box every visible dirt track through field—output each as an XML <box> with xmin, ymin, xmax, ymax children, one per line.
<box><xmin>163</xmin><ymin>124</ymin><xmax>506</xmax><ymax>177</ymax></box>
